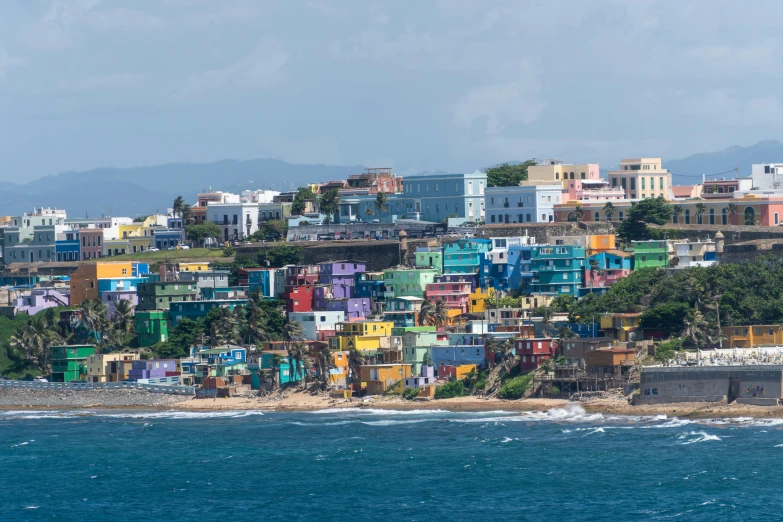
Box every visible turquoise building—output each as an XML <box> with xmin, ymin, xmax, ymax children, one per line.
<box><xmin>443</xmin><ymin>238</ymin><xmax>492</xmax><ymax>274</ymax></box>
<box><xmin>530</xmin><ymin>245</ymin><xmax>586</xmax><ymax>296</ymax></box>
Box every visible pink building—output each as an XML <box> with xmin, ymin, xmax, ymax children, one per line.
<box><xmin>584</xmin><ymin>250</ymin><xmax>634</xmax><ymax>290</ymax></box>
<box><xmin>80</xmin><ymin>228</ymin><xmax>104</xmax><ymax>260</ymax></box>
<box><xmin>526</xmin><ymin>162</ymin><xmax>621</xmax><ymax>203</ymax></box>
<box><xmin>425</xmin><ymin>281</ymin><xmax>472</xmax><ymax>313</ymax></box>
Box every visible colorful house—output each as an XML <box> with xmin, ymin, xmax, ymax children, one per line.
<box><xmin>632</xmin><ymin>240</ymin><xmax>670</xmax><ymax>269</ymax></box>
<box><xmin>425</xmin><ymin>281</ymin><xmax>472</xmax><ymax>313</ymax></box>
<box><xmin>69</xmin><ymin>261</ymin><xmax>138</xmax><ymax>306</ymax></box>
<box><xmin>403</xmin><ymin>365</ymin><xmax>437</xmax><ymax>390</ymax></box>
<box><xmin>722</xmin><ymin>325</ymin><xmax>783</xmax><ymax>348</ymax></box>
<box><xmin>285</xmin><ymin>265</ymin><xmax>320</xmax><ymax>286</ymax></box>
<box><xmin>438</xmin><ymin>364</ymin><xmax>477</xmax><ymax>380</ymax></box>
<box><xmin>136</xmin><ymin>281</ymin><xmax>199</xmax><ymax>311</ymax></box>
<box><xmin>135</xmin><ymin>310</ymin><xmax>169</xmax><ymax>347</ymax></box>
<box><xmin>582</xmin><ymin>250</ymin><xmax>633</xmax><ymax>295</ymax></box>
<box><xmin>430</xmin><ymin>345</ymin><xmax>486</xmax><ymax>370</ymax></box>
<box><xmin>325</xmin><ymin>298</ymin><xmax>371</xmax><ymax>321</ymax></box>
<box><xmin>328</xmin><ymin>321</ymin><xmax>396</xmax><ymax>353</ymax></box>
<box><xmin>51</xmin><ymin>345</ymin><xmax>95</xmax><ymax>382</ymax></box>
<box><xmin>355</xmin><ymin>272</ymin><xmax>386</xmax><ymax>301</ymax></box>
<box><xmin>169</xmin><ymin>299</ymin><xmax>249</xmax><ymax>326</ymax></box>
<box><xmin>383</xmin><ymin>268</ymin><xmax>438</xmax><ymax>299</ymax></box>
<box><xmin>318</xmin><ymin>261</ymin><xmax>366</xmax><ymax>299</ymax></box>
<box><xmin>288</xmin><ymin>311</ymin><xmax>345</xmax><ymax>341</ymax></box>
<box><xmin>359</xmin><ymin>363</ymin><xmax>412</xmax><ymax>394</ymax></box>
<box><xmin>415</xmin><ymin>247</ymin><xmax>443</xmax><ymax>275</ymax></box>
<box><xmin>128</xmin><ymin>359</ymin><xmax>177</xmax><ymax>381</ymax></box>
<box><xmin>516</xmin><ymin>338</ymin><xmax>556</xmax><ymax>371</ymax></box>
<box><xmin>402</xmin><ymin>330</ymin><xmax>449</xmax><ymax>375</ymax></box>
<box><xmin>529</xmin><ymin>245</ymin><xmax>586</xmax><ymax>296</ymax></box>
<box><xmin>443</xmin><ymin>238</ymin><xmax>492</xmax><ymax>274</ymax></box>
<box><xmin>283</xmin><ymin>285</ymin><xmax>315</xmax><ymax>313</ymax></box>
<box><xmin>600</xmin><ymin>313</ymin><xmax>643</xmax><ymax>342</ymax></box>
<box><xmin>86</xmin><ymin>352</ymin><xmax>139</xmax><ymax>383</ymax></box>
<box><xmin>240</xmin><ymin>268</ymin><xmax>285</xmax><ymax>298</ymax></box>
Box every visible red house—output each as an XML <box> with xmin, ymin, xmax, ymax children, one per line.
<box><xmin>516</xmin><ymin>338</ymin><xmax>555</xmax><ymax>371</ymax></box>
<box><xmin>282</xmin><ymin>285</ymin><xmax>314</xmax><ymax>313</ymax></box>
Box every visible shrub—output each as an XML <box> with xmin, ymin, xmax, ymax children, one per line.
<box><xmin>222</xmin><ymin>246</ymin><xmax>235</xmax><ymax>257</ymax></box>
<box><xmin>402</xmin><ymin>387</ymin><xmax>420</xmax><ymax>401</ymax></box>
<box><xmin>435</xmin><ymin>380</ymin><xmax>465</xmax><ymax>399</ymax></box>
<box><xmin>498</xmin><ymin>373</ymin><xmax>534</xmax><ymax>400</ymax></box>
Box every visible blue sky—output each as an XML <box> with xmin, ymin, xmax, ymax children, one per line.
<box><xmin>2</xmin><ymin>0</ymin><xmax>782</xmax><ymax>181</ymax></box>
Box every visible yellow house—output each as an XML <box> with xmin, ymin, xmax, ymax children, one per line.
<box><xmin>585</xmin><ymin>235</ymin><xmax>616</xmax><ymax>255</ymax></box>
<box><xmin>87</xmin><ymin>352</ymin><xmax>140</xmax><ymax>382</ymax></box>
<box><xmin>328</xmin><ymin>321</ymin><xmax>396</xmax><ymax>352</ymax></box>
<box><xmin>454</xmin><ymin>364</ymin><xmax>477</xmax><ymax>380</ymax></box>
<box><xmin>723</xmin><ymin>325</ymin><xmax>783</xmax><ymax>348</ymax></box>
<box><xmin>70</xmin><ymin>262</ymin><xmax>136</xmax><ymax>306</ymax></box>
<box><xmin>329</xmin><ymin>351</ymin><xmax>350</xmax><ymax>386</ymax></box>
<box><xmin>105</xmin><ymin>238</ymin><xmax>129</xmax><ymax>257</ymax></box>
<box><xmin>118</xmin><ymin>224</ymin><xmax>143</xmax><ymax>240</ymax></box>
<box><xmin>600</xmin><ymin>313</ymin><xmax>642</xmax><ymax>342</ymax></box>
<box><xmin>129</xmin><ymin>235</ymin><xmax>153</xmax><ymax>253</ymax></box>
<box><xmin>468</xmin><ymin>289</ymin><xmax>491</xmax><ymax>314</ymax></box>
<box><xmin>179</xmin><ymin>262</ymin><xmax>210</xmax><ymax>272</ymax></box>
<box><xmin>359</xmin><ymin>363</ymin><xmax>412</xmax><ymax>394</ymax></box>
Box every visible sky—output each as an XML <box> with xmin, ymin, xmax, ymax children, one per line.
<box><xmin>2</xmin><ymin>0</ymin><xmax>783</xmax><ymax>182</ymax></box>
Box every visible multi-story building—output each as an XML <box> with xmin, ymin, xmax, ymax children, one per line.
<box><xmin>516</xmin><ymin>338</ymin><xmax>555</xmax><ymax>371</ymax></box>
<box><xmin>359</xmin><ymin>363</ymin><xmax>412</xmax><ymax>395</ymax></box>
<box><xmin>288</xmin><ymin>311</ymin><xmax>345</xmax><ymax>341</ymax></box>
<box><xmin>69</xmin><ymin>261</ymin><xmax>143</xmax><ymax>306</ymax></box>
<box><xmin>632</xmin><ymin>240</ymin><xmax>670</xmax><ymax>269</ymax></box>
<box><xmin>355</xmin><ymin>272</ymin><xmax>386</xmax><ymax>302</ymax></box>
<box><xmin>206</xmin><ymin>202</ymin><xmax>260</xmax><ymax>242</ymax></box>
<box><xmin>86</xmin><ymin>352</ymin><xmax>139</xmax><ymax>383</ymax></box>
<box><xmin>671</xmin><ymin>240</ymin><xmax>717</xmax><ymax>268</ymax></box>
<box><xmin>259</xmin><ymin>202</ymin><xmax>292</xmax><ymax>223</ymax></box>
<box><xmin>318</xmin><ymin>261</ymin><xmax>365</xmax><ymax>299</ymax></box>
<box><xmin>529</xmin><ymin>245</ymin><xmax>586</xmax><ymax>296</ymax></box>
<box><xmin>285</xmin><ymin>265</ymin><xmax>319</xmax><ymax>286</ymax></box>
<box><xmin>527</xmin><ymin>162</ymin><xmax>602</xmax><ymax>202</ymax></box>
<box><xmin>239</xmin><ymin>267</ymin><xmax>285</xmax><ymax>298</ymax></box>
<box><xmin>325</xmin><ymin>298</ymin><xmax>371</xmax><ymax>321</ymax></box>
<box><xmin>414</xmin><ymin>247</ymin><xmax>443</xmax><ymax>275</ymax></box>
<box><xmin>136</xmin><ymin>281</ymin><xmax>199</xmax><ymax>311</ymax></box>
<box><xmin>722</xmin><ymin>325</ymin><xmax>783</xmax><ymax>348</ymax></box>
<box><xmin>443</xmin><ymin>238</ymin><xmax>491</xmax><ymax>274</ymax></box>
<box><xmin>425</xmin><ymin>281</ymin><xmax>472</xmax><ymax>313</ymax></box>
<box><xmin>430</xmin><ymin>345</ymin><xmax>486</xmax><ymax>370</ymax></box>
<box><xmin>583</xmin><ymin>250</ymin><xmax>633</xmax><ymax>293</ymax></box>
<box><xmin>80</xmin><ymin>227</ymin><xmax>105</xmax><ymax>260</ymax></box>
<box><xmin>399</xmin><ymin>171</ymin><xmax>486</xmax><ymax>223</ymax></box>
<box><xmin>101</xmin><ymin>286</ymin><xmax>138</xmax><ymax>319</ymax></box>
<box><xmin>135</xmin><ymin>310</ymin><xmax>169</xmax><ymax>347</ymax></box>
<box><xmin>282</xmin><ymin>285</ymin><xmax>315</xmax><ymax>313</ymax></box>
<box><xmin>484</xmin><ymin>184</ymin><xmax>562</xmax><ymax>224</ymax></box>
<box><xmin>2</xmin><ymin>225</ymin><xmax>58</xmax><ymax>264</ymax></box>
<box><xmin>607</xmin><ymin>158</ymin><xmax>673</xmax><ymax>200</ymax></box>
<box><xmin>328</xmin><ymin>321</ymin><xmax>396</xmax><ymax>353</ymax></box>
<box><xmin>169</xmin><ymin>299</ymin><xmax>248</xmax><ymax>326</ymax></box>
<box><xmin>51</xmin><ymin>345</ymin><xmax>95</xmax><ymax>382</ymax></box>
<box><xmin>599</xmin><ymin>313</ymin><xmax>642</xmax><ymax>342</ymax></box>
<box><xmin>383</xmin><ymin>268</ymin><xmax>438</xmax><ymax>299</ymax></box>
<box><xmin>55</xmin><ymin>229</ymin><xmax>80</xmax><ymax>262</ymax></box>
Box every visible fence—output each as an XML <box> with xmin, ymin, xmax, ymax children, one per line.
<box><xmin>0</xmin><ymin>380</ymin><xmax>196</xmax><ymax>396</ymax></box>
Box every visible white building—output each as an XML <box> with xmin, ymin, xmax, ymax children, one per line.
<box><xmin>288</xmin><ymin>311</ymin><xmax>345</xmax><ymax>341</ymax></box>
<box><xmin>750</xmin><ymin>163</ymin><xmax>783</xmax><ymax>192</ymax></box>
<box><xmin>484</xmin><ymin>185</ymin><xmax>561</xmax><ymax>224</ymax></box>
<box><xmin>672</xmin><ymin>240</ymin><xmax>717</xmax><ymax>269</ymax></box>
<box><xmin>12</xmin><ymin>208</ymin><xmax>68</xmax><ymax>239</ymax></box>
<box><xmin>206</xmin><ymin>202</ymin><xmax>260</xmax><ymax>242</ymax></box>
<box><xmin>241</xmin><ymin>189</ymin><xmax>280</xmax><ymax>204</ymax></box>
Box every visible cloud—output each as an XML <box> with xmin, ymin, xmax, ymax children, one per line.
<box><xmin>451</xmin><ymin>61</ymin><xmax>546</xmax><ymax>135</ymax></box>
<box><xmin>20</xmin><ymin>1</ymin><xmax>161</xmax><ymax>51</ymax></box>
<box><xmin>184</xmin><ymin>1</ymin><xmax>262</xmax><ymax>26</ymax></box>
<box><xmin>182</xmin><ymin>39</ymin><xmax>289</xmax><ymax>96</ymax></box>
<box><xmin>0</xmin><ymin>49</ymin><xmax>25</xmax><ymax>81</ymax></box>
<box><xmin>683</xmin><ymin>90</ymin><xmax>783</xmax><ymax>126</ymax></box>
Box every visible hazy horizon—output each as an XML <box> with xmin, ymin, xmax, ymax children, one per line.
<box><xmin>2</xmin><ymin>1</ymin><xmax>783</xmax><ymax>181</ymax></box>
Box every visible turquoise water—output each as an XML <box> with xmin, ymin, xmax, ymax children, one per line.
<box><xmin>1</xmin><ymin>405</ymin><xmax>781</xmax><ymax>520</ymax></box>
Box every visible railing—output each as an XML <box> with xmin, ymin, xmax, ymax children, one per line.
<box><xmin>0</xmin><ymin>380</ymin><xmax>196</xmax><ymax>395</ymax></box>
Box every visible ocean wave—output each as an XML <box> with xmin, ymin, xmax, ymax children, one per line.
<box><xmin>0</xmin><ymin>410</ymin><xmax>265</xmax><ymax>420</ymax></box>
<box><xmin>679</xmin><ymin>431</ymin><xmax>721</xmax><ymax>445</ymax></box>
<box><xmin>308</xmin><ymin>408</ymin><xmax>451</xmax><ymax>415</ymax></box>
<box><xmin>360</xmin><ymin>419</ymin><xmax>431</xmax><ymax>426</ymax></box>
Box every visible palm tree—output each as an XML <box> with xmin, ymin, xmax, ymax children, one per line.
<box><xmin>500</xmin><ymin>338</ymin><xmax>518</xmax><ymax>374</ymax></box>
<box><xmin>283</xmin><ymin>321</ymin><xmax>308</xmax><ymax>384</ymax></box>
<box><xmin>240</xmin><ymin>298</ymin><xmax>268</xmax><ymax>346</ymax></box>
<box><xmin>375</xmin><ymin>191</ymin><xmax>389</xmax><ymax>218</ymax></box>
<box><xmin>603</xmin><ymin>201</ymin><xmax>614</xmax><ymax>222</ymax></box>
<box><xmin>78</xmin><ymin>299</ymin><xmax>109</xmax><ymax>344</ymax></box>
<box><xmin>113</xmin><ymin>299</ymin><xmax>135</xmax><ymax>337</ymax></box>
<box><xmin>726</xmin><ymin>203</ymin><xmax>738</xmax><ymax>224</ymax></box>
<box><xmin>364</xmin><ymin>207</ymin><xmax>374</xmax><ymax>222</ymax></box>
<box><xmin>315</xmin><ymin>346</ymin><xmax>336</xmax><ymax>388</ymax></box>
<box><xmin>348</xmin><ymin>348</ymin><xmax>366</xmax><ymax>388</ymax></box>
<box><xmin>672</xmin><ymin>205</ymin><xmax>684</xmax><ymax>224</ymax></box>
<box><xmin>540</xmin><ymin>305</ymin><xmax>555</xmax><ymax>338</ymax></box>
<box><xmin>484</xmin><ymin>336</ymin><xmax>500</xmax><ymax>369</ymax></box>
<box><xmin>695</xmin><ymin>203</ymin><xmax>706</xmax><ymax>224</ymax></box>
<box><xmin>418</xmin><ymin>300</ymin><xmax>433</xmax><ymax>326</ymax></box>
<box><xmin>10</xmin><ymin>317</ymin><xmax>64</xmax><ymax>375</ymax></box>
<box><xmin>573</xmin><ymin>205</ymin><xmax>584</xmax><ymax>222</ymax></box>
<box><xmin>433</xmin><ymin>299</ymin><xmax>449</xmax><ymax>328</ymax></box>
<box><xmin>172</xmin><ymin>196</ymin><xmax>186</xmax><ymax>218</ymax></box>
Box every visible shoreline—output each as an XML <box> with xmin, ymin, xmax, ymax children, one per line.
<box><xmin>5</xmin><ymin>390</ymin><xmax>783</xmax><ymax>420</ymax></box>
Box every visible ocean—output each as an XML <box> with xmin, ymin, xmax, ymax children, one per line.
<box><xmin>1</xmin><ymin>405</ymin><xmax>781</xmax><ymax>520</ymax></box>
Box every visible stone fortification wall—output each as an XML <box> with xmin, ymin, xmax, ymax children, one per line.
<box><xmin>636</xmin><ymin>365</ymin><xmax>783</xmax><ymax>406</ymax></box>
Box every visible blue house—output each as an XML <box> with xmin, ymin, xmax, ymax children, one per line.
<box><xmin>530</xmin><ymin>245</ymin><xmax>586</xmax><ymax>296</ymax></box>
<box><xmin>430</xmin><ymin>345</ymin><xmax>487</xmax><ymax>370</ymax></box>
<box><xmin>507</xmin><ymin>246</ymin><xmax>534</xmax><ymax>291</ymax></box>
<box><xmin>55</xmin><ymin>230</ymin><xmax>80</xmax><ymax>262</ymax></box>
<box><xmin>251</xmin><ymin>352</ymin><xmax>308</xmax><ymax>386</ymax></box>
<box><xmin>152</xmin><ymin>228</ymin><xmax>185</xmax><ymax>250</ymax></box>
<box><xmin>169</xmin><ymin>299</ymin><xmax>249</xmax><ymax>326</ymax></box>
<box><xmin>355</xmin><ymin>272</ymin><xmax>386</xmax><ymax>300</ymax></box>
<box><xmin>569</xmin><ymin>323</ymin><xmax>604</xmax><ymax>338</ymax></box>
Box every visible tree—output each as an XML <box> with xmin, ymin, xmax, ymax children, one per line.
<box><xmin>283</xmin><ymin>321</ymin><xmax>308</xmax><ymax>385</ymax></box>
<box><xmin>573</xmin><ymin>205</ymin><xmax>584</xmax><ymax>222</ymax></box>
<box><xmin>539</xmin><ymin>305</ymin><xmax>555</xmax><ymax>337</ymax></box>
<box><xmin>319</xmin><ymin>188</ymin><xmax>341</xmax><ymax>223</ymax></box>
<box><xmin>672</xmin><ymin>205</ymin><xmax>684</xmax><ymax>223</ymax></box>
<box><xmin>485</xmin><ymin>160</ymin><xmax>537</xmax><ymax>187</ymax></box>
<box><xmin>433</xmin><ymin>299</ymin><xmax>449</xmax><ymax>328</ymax></box>
<box><xmin>172</xmin><ymin>196</ymin><xmax>186</xmax><ymax>218</ymax></box>
<box><xmin>588</xmin><ymin>257</ymin><xmax>600</xmax><ymax>288</ymax></box>
<box><xmin>291</xmin><ymin>186</ymin><xmax>316</xmax><ymax>215</ymax></box>
<box><xmin>364</xmin><ymin>207</ymin><xmax>374</xmax><ymax>221</ymax></box>
<box><xmin>256</xmin><ymin>220</ymin><xmax>287</xmax><ymax>242</ymax></box>
<box><xmin>617</xmin><ymin>196</ymin><xmax>672</xmax><ymax>242</ymax></box>
<box><xmin>375</xmin><ymin>191</ymin><xmax>389</xmax><ymax>218</ymax></box>
<box><xmin>112</xmin><ymin>298</ymin><xmax>135</xmax><ymax>341</ymax></box>
<box><xmin>727</xmin><ymin>202</ymin><xmax>738</xmax><ymax>220</ymax></box>
<box><xmin>10</xmin><ymin>317</ymin><xmax>63</xmax><ymax>375</ymax></box>
<box><xmin>603</xmin><ymin>202</ymin><xmax>615</xmax><ymax>222</ymax></box>
<box><xmin>185</xmin><ymin>222</ymin><xmax>221</xmax><ymax>247</ymax></box>
<box><xmin>641</xmin><ymin>302</ymin><xmax>690</xmax><ymax>338</ymax></box>
<box><xmin>695</xmin><ymin>203</ymin><xmax>706</xmax><ymax>224</ymax></box>
<box><xmin>77</xmin><ymin>299</ymin><xmax>110</xmax><ymax>345</ymax></box>
<box><xmin>418</xmin><ymin>300</ymin><xmax>433</xmax><ymax>326</ymax></box>
<box><xmin>264</xmin><ymin>244</ymin><xmax>304</xmax><ymax>267</ymax></box>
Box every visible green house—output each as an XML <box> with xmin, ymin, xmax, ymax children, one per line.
<box><xmin>135</xmin><ymin>310</ymin><xmax>169</xmax><ymax>347</ymax></box>
<box><xmin>383</xmin><ymin>268</ymin><xmax>438</xmax><ymax>299</ymax></box>
<box><xmin>415</xmin><ymin>248</ymin><xmax>443</xmax><ymax>275</ymax></box>
<box><xmin>632</xmin><ymin>240</ymin><xmax>670</xmax><ymax>269</ymax></box>
<box><xmin>136</xmin><ymin>281</ymin><xmax>199</xmax><ymax>311</ymax></box>
<box><xmin>51</xmin><ymin>345</ymin><xmax>95</xmax><ymax>382</ymax></box>
<box><xmin>401</xmin><ymin>331</ymin><xmax>448</xmax><ymax>375</ymax></box>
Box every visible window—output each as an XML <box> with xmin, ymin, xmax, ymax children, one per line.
<box><xmin>641</xmin><ymin>178</ymin><xmax>645</xmax><ymax>190</ymax></box>
<box><xmin>435</xmin><ymin>183</ymin><xmax>439</xmax><ymax>192</ymax></box>
<box><xmin>660</xmin><ymin>177</ymin><xmax>664</xmax><ymax>189</ymax></box>
<box><xmin>630</xmin><ymin>178</ymin><xmax>636</xmax><ymax>190</ymax></box>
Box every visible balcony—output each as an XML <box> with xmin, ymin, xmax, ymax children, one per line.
<box><xmin>503</xmin><ymin>202</ymin><xmax>510</xmax><ymax>208</ymax></box>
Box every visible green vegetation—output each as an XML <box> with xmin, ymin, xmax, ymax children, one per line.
<box><xmin>319</xmin><ymin>188</ymin><xmax>341</xmax><ymax>223</ymax></box>
<box><xmin>617</xmin><ymin>196</ymin><xmax>672</xmax><ymax>242</ymax></box>
<box><xmin>249</xmin><ymin>220</ymin><xmax>287</xmax><ymax>242</ymax></box>
<box><xmin>497</xmin><ymin>373</ymin><xmax>534</xmax><ymax>400</ymax></box>
<box><xmin>640</xmin><ymin>302</ymin><xmax>691</xmax><ymax>337</ymax></box>
<box><xmin>435</xmin><ymin>379</ymin><xmax>466</xmax><ymax>399</ymax></box>
<box><xmin>291</xmin><ymin>186</ymin><xmax>317</xmax><ymax>215</ymax></box>
<box><xmin>185</xmin><ymin>222</ymin><xmax>221</xmax><ymax>246</ymax></box>
<box><xmin>464</xmin><ymin>369</ymin><xmax>488</xmax><ymax>394</ymax></box>
<box><xmin>654</xmin><ymin>338</ymin><xmax>683</xmax><ymax>364</ymax></box>
<box><xmin>402</xmin><ymin>387</ymin><xmax>420</xmax><ymax>401</ymax></box>
<box><xmin>485</xmin><ymin>160</ymin><xmax>537</xmax><ymax>187</ymax></box>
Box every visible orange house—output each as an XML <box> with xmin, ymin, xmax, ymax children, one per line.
<box><xmin>69</xmin><ymin>262</ymin><xmax>135</xmax><ymax>306</ymax></box>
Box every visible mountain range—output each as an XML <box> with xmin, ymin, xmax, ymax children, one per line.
<box><xmin>4</xmin><ymin>140</ymin><xmax>783</xmax><ymax>217</ymax></box>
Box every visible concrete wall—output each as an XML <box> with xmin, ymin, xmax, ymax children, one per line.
<box><xmin>236</xmin><ymin>240</ymin><xmax>402</xmax><ymax>272</ymax></box>
<box><xmin>636</xmin><ymin>365</ymin><xmax>783</xmax><ymax>405</ymax></box>
<box><xmin>479</xmin><ymin>222</ymin><xmax>615</xmax><ymax>244</ymax></box>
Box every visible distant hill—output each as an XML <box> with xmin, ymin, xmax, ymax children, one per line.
<box><xmin>1</xmin><ymin>159</ymin><xmax>363</xmax><ymax>218</ymax></box>
<box><xmin>667</xmin><ymin>140</ymin><xmax>783</xmax><ymax>184</ymax></box>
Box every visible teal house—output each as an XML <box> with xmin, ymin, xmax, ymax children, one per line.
<box><xmin>443</xmin><ymin>238</ymin><xmax>491</xmax><ymax>274</ymax></box>
<box><xmin>530</xmin><ymin>245</ymin><xmax>586</xmax><ymax>296</ymax></box>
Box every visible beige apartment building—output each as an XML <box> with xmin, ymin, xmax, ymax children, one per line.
<box><xmin>87</xmin><ymin>352</ymin><xmax>140</xmax><ymax>383</ymax></box>
<box><xmin>607</xmin><ymin>158</ymin><xmax>673</xmax><ymax>200</ymax></box>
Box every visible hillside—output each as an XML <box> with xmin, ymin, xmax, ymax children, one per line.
<box><xmin>2</xmin><ymin>159</ymin><xmax>362</xmax><ymax>218</ymax></box>
<box><xmin>667</xmin><ymin>140</ymin><xmax>783</xmax><ymax>183</ymax></box>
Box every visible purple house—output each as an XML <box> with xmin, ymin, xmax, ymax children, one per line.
<box><xmin>13</xmin><ymin>288</ymin><xmax>69</xmax><ymax>315</ymax></box>
<box><xmin>326</xmin><ymin>298</ymin><xmax>371</xmax><ymax>320</ymax></box>
<box><xmin>101</xmin><ymin>289</ymin><xmax>138</xmax><ymax>320</ymax></box>
<box><xmin>404</xmin><ymin>365</ymin><xmax>436</xmax><ymax>389</ymax></box>
<box><xmin>318</xmin><ymin>261</ymin><xmax>366</xmax><ymax>299</ymax></box>
<box><xmin>128</xmin><ymin>359</ymin><xmax>177</xmax><ymax>381</ymax></box>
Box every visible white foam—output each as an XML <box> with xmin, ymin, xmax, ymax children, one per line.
<box><xmin>1</xmin><ymin>410</ymin><xmax>265</xmax><ymax>420</ymax></box>
<box><xmin>308</xmin><ymin>408</ymin><xmax>450</xmax><ymax>415</ymax></box>
<box><xmin>360</xmin><ymin>419</ymin><xmax>430</xmax><ymax>426</ymax></box>
<box><xmin>679</xmin><ymin>431</ymin><xmax>721</xmax><ymax>445</ymax></box>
